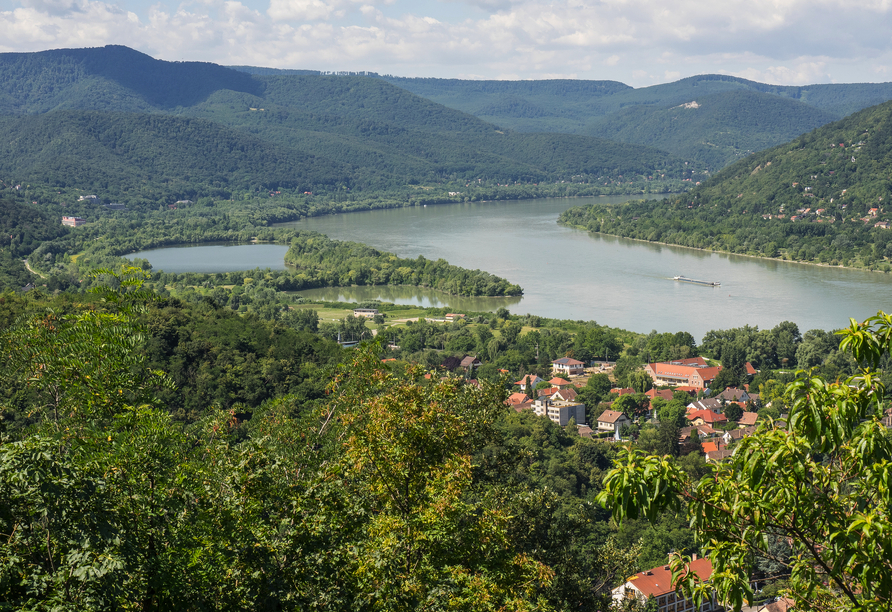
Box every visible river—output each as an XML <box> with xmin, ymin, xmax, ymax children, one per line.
<box><xmin>129</xmin><ymin>195</ymin><xmax>892</xmax><ymax>339</ymax></box>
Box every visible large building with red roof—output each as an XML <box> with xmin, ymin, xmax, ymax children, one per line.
<box><xmin>612</xmin><ymin>557</ymin><xmax>722</xmax><ymax>612</ymax></box>
<box><xmin>644</xmin><ymin>358</ymin><xmax>757</xmax><ymax>390</ymax></box>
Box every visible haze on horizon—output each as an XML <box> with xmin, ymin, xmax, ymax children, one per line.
<box><xmin>0</xmin><ymin>0</ymin><xmax>891</xmax><ymax>88</ymax></box>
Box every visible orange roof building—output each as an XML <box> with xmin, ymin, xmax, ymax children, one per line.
<box><xmin>612</xmin><ymin>558</ymin><xmax>722</xmax><ymax>612</ymax></box>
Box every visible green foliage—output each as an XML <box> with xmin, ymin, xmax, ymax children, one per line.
<box><xmin>723</xmin><ymin>402</ymin><xmax>743</xmax><ymax>422</ymax></box>
<box><xmin>598</xmin><ymin>310</ymin><xmax>892</xmax><ymax>611</ymax></box>
<box><xmin>379</xmin><ymin>73</ymin><xmax>892</xmax><ymax>169</ymax></box>
<box><xmin>0</xmin><ymin>45</ymin><xmax>694</xmax><ymax>202</ymax></box>
<box><xmin>2</xmin><ymin>267</ymin><xmax>173</xmax><ymax>423</ymax></box>
<box><xmin>588</xmin><ymin>90</ymin><xmax>838</xmax><ymax>170</ymax></box>
<box><xmin>285</xmin><ymin>232</ymin><xmax>523</xmax><ymax>297</ymax></box>
<box><xmin>560</xmin><ymin>99</ymin><xmax>892</xmax><ymax>271</ymax></box>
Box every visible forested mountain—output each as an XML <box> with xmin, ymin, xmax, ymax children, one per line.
<box><xmin>0</xmin><ymin>45</ymin><xmax>694</xmax><ymax>196</ymax></box>
<box><xmin>559</xmin><ymin>98</ymin><xmax>892</xmax><ymax>269</ymax></box>
<box><xmin>587</xmin><ymin>90</ymin><xmax>838</xmax><ymax>169</ymax></box>
<box><xmin>370</xmin><ymin>73</ymin><xmax>892</xmax><ymax>168</ymax></box>
<box><xmin>0</xmin><ymin>45</ymin><xmax>262</xmax><ymax>113</ymax></box>
<box><xmin>0</xmin><ymin>111</ymin><xmax>350</xmax><ymax>194</ymax></box>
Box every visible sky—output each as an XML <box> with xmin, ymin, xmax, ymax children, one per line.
<box><xmin>1</xmin><ymin>0</ymin><xmax>891</xmax><ymax>87</ymax></box>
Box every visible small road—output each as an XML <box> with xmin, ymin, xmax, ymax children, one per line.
<box><xmin>22</xmin><ymin>259</ymin><xmax>46</xmax><ymax>279</ymax></box>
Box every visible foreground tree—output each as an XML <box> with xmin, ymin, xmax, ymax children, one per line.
<box><xmin>598</xmin><ymin>311</ymin><xmax>892</xmax><ymax>612</ymax></box>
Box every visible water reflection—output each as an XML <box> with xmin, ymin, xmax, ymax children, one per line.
<box><xmin>293</xmin><ymin>285</ymin><xmax>522</xmax><ymax>311</ymax></box>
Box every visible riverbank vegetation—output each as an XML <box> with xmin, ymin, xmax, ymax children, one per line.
<box><xmin>559</xmin><ymin>99</ymin><xmax>892</xmax><ymax>271</ymax></box>
<box><xmin>1</xmin><ymin>271</ymin><xmax>884</xmax><ymax>610</ymax></box>
<box><xmin>284</xmin><ymin>233</ymin><xmax>523</xmax><ymax>297</ymax></box>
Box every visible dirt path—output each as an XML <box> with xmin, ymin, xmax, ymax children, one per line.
<box><xmin>23</xmin><ymin>259</ymin><xmax>46</xmax><ymax>279</ymax></box>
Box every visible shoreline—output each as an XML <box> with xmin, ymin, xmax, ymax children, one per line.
<box><xmin>560</xmin><ymin>222</ymin><xmax>890</xmax><ymax>276</ymax></box>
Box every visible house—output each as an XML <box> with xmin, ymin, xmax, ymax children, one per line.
<box><xmin>702</xmin><ymin>440</ymin><xmax>726</xmax><ymax>454</ymax></box>
<box><xmin>737</xmin><ymin>412</ymin><xmax>758</xmax><ymax>427</ymax></box>
<box><xmin>445</xmin><ymin>313</ymin><xmax>466</xmax><ymax>322</ymax></box>
<box><xmin>460</xmin><ymin>355</ymin><xmax>482</xmax><ymax>370</ymax></box>
<box><xmin>505</xmin><ymin>393</ymin><xmax>530</xmax><ymax>407</ymax></box>
<box><xmin>680</xmin><ymin>425</ymin><xmax>720</xmax><ymax>441</ymax></box>
<box><xmin>758</xmin><ymin>597</ymin><xmax>795</xmax><ymax>612</ymax></box>
<box><xmin>612</xmin><ymin>557</ymin><xmax>722</xmax><ymax>612</ymax></box>
<box><xmin>547</xmin><ymin>377</ymin><xmax>573</xmax><ymax>388</ymax></box>
<box><xmin>533</xmin><ymin>397</ymin><xmax>586</xmax><ymax>427</ymax></box>
<box><xmin>77</xmin><ymin>194</ymin><xmax>98</xmax><ymax>202</ymax></box>
<box><xmin>61</xmin><ymin>216</ymin><xmax>86</xmax><ymax>227</ymax></box>
<box><xmin>687</xmin><ymin>398</ymin><xmax>723</xmax><ymax>413</ymax></box>
<box><xmin>597</xmin><ymin>409</ymin><xmax>631</xmax><ymax>440</ymax></box>
<box><xmin>645</xmin><ymin>388</ymin><xmax>676</xmax><ymax>402</ymax></box>
<box><xmin>552</xmin><ymin>388</ymin><xmax>579</xmax><ymax>402</ymax></box>
<box><xmin>706</xmin><ymin>448</ymin><xmax>735</xmax><ymax>462</ymax></box>
<box><xmin>577</xmin><ymin>424</ymin><xmax>594</xmax><ymax>438</ymax></box>
<box><xmin>537</xmin><ymin>387</ymin><xmax>561</xmax><ymax>398</ymax></box>
<box><xmin>353</xmin><ymin>308</ymin><xmax>379</xmax><ymax>318</ymax></box>
<box><xmin>722</xmin><ymin>427</ymin><xmax>756</xmax><ymax>444</ymax></box>
<box><xmin>876</xmin><ymin>221</ymin><xmax>891</xmax><ymax>229</ymax></box>
<box><xmin>552</xmin><ymin>357</ymin><xmax>584</xmax><ymax>376</ymax></box>
<box><xmin>716</xmin><ymin>387</ymin><xmax>750</xmax><ymax>402</ymax></box>
<box><xmin>515</xmin><ymin>375</ymin><xmax>543</xmax><ymax>391</ymax></box>
<box><xmin>687</xmin><ymin>410</ymin><xmax>728</xmax><ymax>427</ymax></box>
<box><xmin>610</xmin><ymin>387</ymin><xmax>636</xmax><ymax>397</ymax></box>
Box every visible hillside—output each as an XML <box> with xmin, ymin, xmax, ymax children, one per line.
<box><xmin>559</xmin><ymin>99</ymin><xmax>892</xmax><ymax>269</ymax></box>
<box><xmin>371</xmin><ymin>73</ymin><xmax>892</xmax><ymax>169</ymax></box>
<box><xmin>0</xmin><ymin>46</ymin><xmax>695</xmax><ymax>196</ymax></box>
<box><xmin>0</xmin><ymin>111</ymin><xmax>352</xmax><ymax>197</ymax></box>
<box><xmin>587</xmin><ymin>90</ymin><xmax>838</xmax><ymax>170</ymax></box>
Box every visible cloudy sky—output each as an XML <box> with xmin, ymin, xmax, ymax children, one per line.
<box><xmin>1</xmin><ymin>0</ymin><xmax>891</xmax><ymax>86</ymax></box>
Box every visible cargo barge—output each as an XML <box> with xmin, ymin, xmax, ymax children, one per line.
<box><xmin>673</xmin><ymin>276</ymin><xmax>721</xmax><ymax>287</ymax></box>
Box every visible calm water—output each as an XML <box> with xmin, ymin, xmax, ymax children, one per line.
<box><xmin>127</xmin><ymin>244</ymin><xmax>290</xmax><ymax>273</ymax></box>
<box><xmin>131</xmin><ymin>195</ymin><xmax>892</xmax><ymax>338</ymax></box>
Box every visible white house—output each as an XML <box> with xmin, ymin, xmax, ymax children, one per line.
<box><xmin>551</xmin><ymin>357</ymin><xmax>584</xmax><ymax>376</ymax></box>
<box><xmin>596</xmin><ymin>409</ymin><xmax>631</xmax><ymax>440</ymax></box>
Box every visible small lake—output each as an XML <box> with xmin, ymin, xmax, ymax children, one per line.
<box><xmin>127</xmin><ymin>243</ymin><xmax>290</xmax><ymax>273</ymax></box>
<box><xmin>130</xmin><ymin>195</ymin><xmax>892</xmax><ymax>338</ymax></box>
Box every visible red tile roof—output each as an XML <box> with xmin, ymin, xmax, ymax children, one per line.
<box><xmin>702</xmin><ymin>441</ymin><xmax>725</xmax><ymax>453</ymax></box>
<box><xmin>625</xmin><ymin>558</ymin><xmax>713</xmax><ymax>597</ymax></box>
<box><xmin>687</xmin><ymin>409</ymin><xmax>728</xmax><ymax>424</ymax></box>
<box><xmin>645</xmin><ymin>388</ymin><xmax>675</xmax><ymax>401</ymax></box>
<box><xmin>610</xmin><ymin>387</ymin><xmax>636</xmax><ymax>396</ymax></box>
<box><xmin>505</xmin><ymin>393</ymin><xmax>530</xmax><ymax>406</ymax></box>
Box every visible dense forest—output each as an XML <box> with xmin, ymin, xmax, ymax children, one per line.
<box><xmin>373</xmin><ymin>73</ymin><xmax>892</xmax><ymax>166</ymax></box>
<box><xmin>1</xmin><ymin>262</ymin><xmax>883</xmax><ymax>609</ymax></box>
<box><xmin>587</xmin><ymin>89</ymin><xmax>838</xmax><ymax>169</ymax></box>
<box><xmin>0</xmin><ymin>273</ymin><xmax>690</xmax><ymax>611</ymax></box>
<box><xmin>559</xmin><ymin>99</ymin><xmax>892</xmax><ymax>270</ymax></box>
<box><xmin>284</xmin><ymin>233</ymin><xmax>523</xmax><ymax>297</ymax></box>
<box><xmin>0</xmin><ymin>45</ymin><xmax>696</xmax><ymax>199</ymax></box>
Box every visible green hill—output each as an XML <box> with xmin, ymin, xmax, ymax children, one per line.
<box><xmin>559</xmin><ymin>99</ymin><xmax>892</xmax><ymax>270</ymax></box>
<box><xmin>367</xmin><ymin>73</ymin><xmax>892</xmax><ymax>169</ymax></box>
<box><xmin>0</xmin><ymin>46</ymin><xmax>695</xmax><ymax>197</ymax></box>
<box><xmin>0</xmin><ymin>111</ymin><xmax>351</xmax><ymax>196</ymax></box>
<box><xmin>587</xmin><ymin>90</ymin><xmax>838</xmax><ymax>170</ymax></box>
<box><xmin>0</xmin><ymin>45</ymin><xmax>262</xmax><ymax>112</ymax></box>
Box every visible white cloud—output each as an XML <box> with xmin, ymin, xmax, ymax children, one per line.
<box><xmin>0</xmin><ymin>0</ymin><xmax>891</xmax><ymax>86</ymax></box>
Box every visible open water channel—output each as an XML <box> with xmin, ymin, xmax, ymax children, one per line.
<box><xmin>128</xmin><ymin>194</ymin><xmax>892</xmax><ymax>339</ymax></box>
